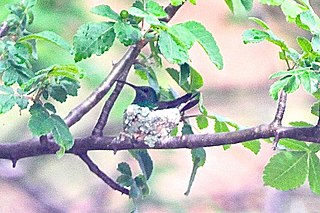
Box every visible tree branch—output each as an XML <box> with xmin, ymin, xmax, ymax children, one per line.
<box><xmin>91</xmin><ymin>77</ymin><xmax>128</xmax><ymax>137</ymax></box>
<box><xmin>78</xmin><ymin>153</ymin><xmax>129</xmax><ymax>195</ymax></box>
<box><xmin>1</xmin><ymin>125</ymin><xmax>320</xmax><ymax>162</ymax></box>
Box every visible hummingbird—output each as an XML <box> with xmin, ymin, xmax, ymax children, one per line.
<box><xmin>116</xmin><ymin>80</ymin><xmax>199</xmax><ymax>147</ymax></box>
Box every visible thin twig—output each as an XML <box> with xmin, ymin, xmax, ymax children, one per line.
<box><xmin>271</xmin><ymin>90</ymin><xmax>287</xmax><ymax>127</ymax></box>
<box><xmin>91</xmin><ymin>77</ymin><xmax>127</xmax><ymax>137</ymax></box>
<box><xmin>78</xmin><ymin>153</ymin><xmax>129</xmax><ymax>195</ymax></box>
<box><xmin>0</xmin><ymin>21</ymin><xmax>9</xmax><ymax>38</ymax></box>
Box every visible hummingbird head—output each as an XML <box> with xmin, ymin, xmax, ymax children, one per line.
<box><xmin>116</xmin><ymin>80</ymin><xmax>158</xmax><ymax>109</ymax></box>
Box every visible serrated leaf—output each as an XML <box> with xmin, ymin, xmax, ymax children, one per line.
<box><xmin>241</xmin><ymin>0</ymin><xmax>253</xmax><ymax>11</ymax></box>
<box><xmin>311</xmin><ymin>101</ymin><xmax>320</xmax><ymax>116</ymax></box>
<box><xmin>242</xmin><ymin>140</ymin><xmax>261</xmax><ymax>154</ymax></box>
<box><xmin>15</xmin><ymin>96</ymin><xmax>28</xmax><ymax>110</ymax></box>
<box><xmin>117</xmin><ymin>162</ymin><xmax>132</xmax><ymax>176</ymax></box>
<box><xmin>179</xmin><ymin>63</ymin><xmax>190</xmax><ymax>88</ymax></box>
<box><xmin>263</xmin><ymin>151</ymin><xmax>308</xmax><ymax>190</ymax></box>
<box><xmin>51</xmin><ymin>114</ymin><xmax>74</xmax><ymax>151</ymax></box>
<box><xmin>279</xmin><ymin>138</ymin><xmax>309</xmax><ymax>151</ymax></box>
<box><xmin>289</xmin><ymin>121</ymin><xmax>313</xmax><ymax>127</ymax></box>
<box><xmin>114</xmin><ymin>21</ymin><xmax>142</xmax><ymax>46</ymax></box>
<box><xmin>242</xmin><ymin>29</ymin><xmax>270</xmax><ymax>44</ymax></box>
<box><xmin>19</xmin><ymin>31</ymin><xmax>72</xmax><ymax>52</ymax></box>
<box><xmin>128</xmin><ymin>7</ymin><xmax>148</xmax><ymax>18</ymax></box>
<box><xmin>214</xmin><ymin>120</ymin><xmax>229</xmax><ymax>133</ymax></box>
<box><xmin>280</xmin><ymin>0</ymin><xmax>306</xmax><ymax>22</ymax></box>
<box><xmin>196</xmin><ymin>115</ymin><xmax>208</xmax><ymax>129</ymax></box>
<box><xmin>185</xmin><ymin>148</ymin><xmax>206</xmax><ymax>196</ymax></box>
<box><xmin>91</xmin><ymin>5</ymin><xmax>120</xmax><ymax>21</ymax></box>
<box><xmin>182</xmin><ymin>122</ymin><xmax>194</xmax><ymax>135</ymax></box>
<box><xmin>296</xmin><ymin>11</ymin><xmax>320</xmax><ymax>34</ymax></box>
<box><xmin>44</xmin><ymin>102</ymin><xmax>56</xmax><ymax>113</ymax></box>
<box><xmin>146</xmin><ymin>1</ymin><xmax>167</xmax><ymax>18</ymax></box>
<box><xmin>129</xmin><ymin>150</ymin><xmax>153</xmax><ymax>180</ymax></box>
<box><xmin>60</xmin><ymin>78</ymin><xmax>80</xmax><ymax>97</ymax></box>
<box><xmin>297</xmin><ymin>36</ymin><xmax>312</xmax><ymax>53</ymax></box>
<box><xmin>168</xmin><ymin>24</ymin><xmax>196</xmax><ymax>49</ymax></box>
<box><xmin>182</xmin><ymin>21</ymin><xmax>223</xmax><ymax>69</ymax></box>
<box><xmin>48</xmin><ymin>64</ymin><xmax>84</xmax><ymax>81</ymax></box>
<box><xmin>28</xmin><ymin>103</ymin><xmax>54</xmax><ymax>136</ymax></box>
<box><xmin>269</xmin><ymin>77</ymin><xmax>290</xmax><ymax>100</ymax></box>
<box><xmin>48</xmin><ymin>85</ymin><xmax>67</xmax><ymax>103</ymax></box>
<box><xmin>117</xmin><ymin>174</ymin><xmax>134</xmax><ymax>187</ymax></box>
<box><xmin>300</xmin><ymin>71</ymin><xmax>319</xmax><ymax>94</ymax></box>
<box><xmin>190</xmin><ymin>66</ymin><xmax>203</xmax><ymax>90</ymax></box>
<box><xmin>283</xmin><ymin>75</ymin><xmax>300</xmax><ymax>93</ymax></box>
<box><xmin>158</xmin><ymin>30</ymin><xmax>189</xmax><ymax>64</ymax></box>
<box><xmin>309</xmin><ymin>144</ymin><xmax>320</xmax><ymax>153</ymax></box>
<box><xmin>73</xmin><ymin>22</ymin><xmax>115</xmax><ymax>62</ymax></box>
<box><xmin>308</xmin><ymin>153</ymin><xmax>320</xmax><ymax>194</ymax></box>
<box><xmin>0</xmin><ymin>94</ymin><xmax>16</xmax><ymax>114</ymax></box>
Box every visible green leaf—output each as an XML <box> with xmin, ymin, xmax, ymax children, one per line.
<box><xmin>48</xmin><ymin>64</ymin><xmax>84</xmax><ymax>81</ymax></box>
<box><xmin>263</xmin><ymin>151</ymin><xmax>308</xmax><ymax>190</ymax></box>
<box><xmin>308</xmin><ymin>153</ymin><xmax>320</xmax><ymax>194</ymax></box>
<box><xmin>44</xmin><ymin>102</ymin><xmax>56</xmax><ymax>113</ymax></box>
<box><xmin>179</xmin><ymin>63</ymin><xmax>190</xmax><ymax>89</ymax></box>
<box><xmin>296</xmin><ymin>10</ymin><xmax>320</xmax><ymax>34</ymax></box>
<box><xmin>73</xmin><ymin>22</ymin><xmax>115</xmax><ymax>62</ymax></box>
<box><xmin>312</xmin><ymin>34</ymin><xmax>320</xmax><ymax>53</ymax></box>
<box><xmin>196</xmin><ymin>115</ymin><xmax>209</xmax><ymax>129</ymax></box>
<box><xmin>190</xmin><ymin>66</ymin><xmax>203</xmax><ymax>90</ymax></box>
<box><xmin>242</xmin><ymin>29</ymin><xmax>270</xmax><ymax>44</ymax></box>
<box><xmin>185</xmin><ymin>148</ymin><xmax>206</xmax><ymax>196</ymax></box>
<box><xmin>309</xmin><ymin>144</ymin><xmax>320</xmax><ymax>153</ymax></box>
<box><xmin>48</xmin><ymin>85</ymin><xmax>67</xmax><ymax>103</ymax></box>
<box><xmin>91</xmin><ymin>5</ymin><xmax>120</xmax><ymax>21</ymax></box>
<box><xmin>128</xmin><ymin>7</ymin><xmax>148</xmax><ymax>18</ymax></box>
<box><xmin>283</xmin><ymin>75</ymin><xmax>300</xmax><ymax>93</ymax></box>
<box><xmin>259</xmin><ymin>0</ymin><xmax>283</xmax><ymax>6</ymax></box>
<box><xmin>249</xmin><ymin>17</ymin><xmax>270</xmax><ymax>30</ymax></box>
<box><xmin>158</xmin><ymin>30</ymin><xmax>189</xmax><ymax>64</ymax></box>
<box><xmin>224</xmin><ymin>0</ymin><xmax>234</xmax><ymax>13</ymax></box>
<box><xmin>297</xmin><ymin>36</ymin><xmax>312</xmax><ymax>53</ymax></box>
<box><xmin>166</xmin><ymin>68</ymin><xmax>179</xmax><ymax>85</ymax></box>
<box><xmin>117</xmin><ymin>162</ymin><xmax>132</xmax><ymax>176</ymax></box>
<box><xmin>240</xmin><ymin>0</ymin><xmax>253</xmax><ymax>11</ymax></box>
<box><xmin>300</xmin><ymin>71</ymin><xmax>319</xmax><ymax>94</ymax></box>
<box><xmin>269</xmin><ymin>77</ymin><xmax>291</xmax><ymax>100</ymax></box>
<box><xmin>168</xmin><ymin>24</ymin><xmax>196</xmax><ymax>49</ymax></box>
<box><xmin>129</xmin><ymin>150</ymin><xmax>153</xmax><ymax>180</ymax></box>
<box><xmin>182</xmin><ymin>21</ymin><xmax>223</xmax><ymax>69</ymax></box>
<box><xmin>311</xmin><ymin>101</ymin><xmax>320</xmax><ymax>116</ymax></box>
<box><xmin>51</xmin><ymin>114</ymin><xmax>74</xmax><ymax>151</ymax></box>
<box><xmin>170</xmin><ymin>0</ymin><xmax>184</xmax><ymax>6</ymax></box>
<box><xmin>242</xmin><ymin>140</ymin><xmax>261</xmax><ymax>154</ymax></box>
<box><xmin>114</xmin><ymin>21</ymin><xmax>142</xmax><ymax>46</ymax></box>
<box><xmin>28</xmin><ymin>103</ymin><xmax>54</xmax><ymax>136</ymax></box>
<box><xmin>182</xmin><ymin>122</ymin><xmax>194</xmax><ymax>135</ymax></box>
<box><xmin>117</xmin><ymin>174</ymin><xmax>134</xmax><ymax>187</ymax></box>
<box><xmin>279</xmin><ymin>139</ymin><xmax>309</xmax><ymax>151</ymax></box>
<box><xmin>289</xmin><ymin>121</ymin><xmax>313</xmax><ymax>127</ymax></box>
<box><xmin>0</xmin><ymin>94</ymin><xmax>16</xmax><ymax>114</ymax></box>
<box><xmin>146</xmin><ymin>1</ymin><xmax>167</xmax><ymax>18</ymax></box>
<box><xmin>15</xmin><ymin>96</ymin><xmax>28</xmax><ymax>110</ymax></box>
<box><xmin>280</xmin><ymin>0</ymin><xmax>306</xmax><ymax>22</ymax></box>
<box><xmin>19</xmin><ymin>31</ymin><xmax>72</xmax><ymax>52</ymax></box>
<box><xmin>189</xmin><ymin>0</ymin><xmax>197</xmax><ymax>5</ymax></box>
<box><xmin>214</xmin><ymin>120</ymin><xmax>229</xmax><ymax>133</ymax></box>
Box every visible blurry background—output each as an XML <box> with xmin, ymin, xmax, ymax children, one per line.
<box><xmin>1</xmin><ymin>0</ymin><xmax>320</xmax><ymax>212</ymax></box>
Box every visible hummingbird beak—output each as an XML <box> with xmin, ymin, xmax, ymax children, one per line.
<box><xmin>115</xmin><ymin>80</ymin><xmax>137</xmax><ymax>89</ymax></box>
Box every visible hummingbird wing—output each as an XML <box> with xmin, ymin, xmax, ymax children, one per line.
<box><xmin>157</xmin><ymin>92</ymin><xmax>199</xmax><ymax>111</ymax></box>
